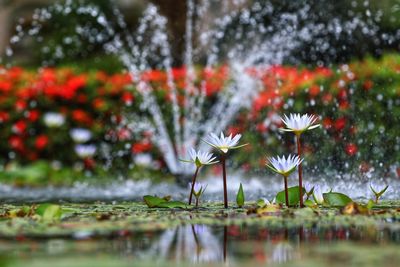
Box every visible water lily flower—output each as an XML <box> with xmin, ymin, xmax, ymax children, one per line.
<box><xmin>266</xmin><ymin>155</ymin><xmax>303</xmax><ymax>176</ymax></box>
<box><xmin>203</xmin><ymin>132</ymin><xmax>247</xmax><ymax>153</ymax></box>
<box><xmin>181</xmin><ymin>148</ymin><xmax>217</xmax><ymax>205</ymax></box>
<box><xmin>70</xmin><ymin>128</ymin><xmax>92</xmax><ymax>143</ymax></box>
<box><xmin>266</xmin><ymin>155</ymin><xmax>303</xmax><ymax>207</ymax></box>
<box><xmin>279</xmin><ymin>113</ymin><xmax>320</xmax><ymax>208</ymax></box>
<box><xmin>313</xmin><ymin>185</ymin><xmax>330</xmax><ymax>205</ymax></box>
<box><xmin>43</xmin><ymin>112</ymin><xmax>65</xmax><ymax>128</ymax></box>
<box><xmin>180</xmin><ymin>148</ymin><xmax>219</xmax><ymax>168</ymax></box>
<box><xmin>203</xmin><ymin>132</ymin><xmax>247</xmax><ymax>209</ymax></box>
<box><xmin>74</xmin><ymin>144</ymin><xmax>96</xmax><ymax>158</ymax></box>
<box><xmin>280</xmin><ymin>113</ymin><xmax>320</xmax><ymax>135</ymax></box>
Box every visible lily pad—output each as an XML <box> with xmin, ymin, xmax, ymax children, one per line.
<box><xmin>276</xmin><ymin>186</ymin><xmax>305</xmax><ymax>206</ymax></box>
<box><xmin>323</xmin><ymin>192</ymin><xmax>352</xmax><ymax>207</ymax></box>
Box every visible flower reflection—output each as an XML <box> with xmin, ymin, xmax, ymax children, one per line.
<box><xmin>146</xmin><ymin>225</ymin><xmax>223</xmax><ymax>263</ymax></box>
<box><xmin>271</xmin><ymin>242</ymin><xmax>297</xmax><ymax>264</ymax></box>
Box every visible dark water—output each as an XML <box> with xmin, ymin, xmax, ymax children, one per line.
<box><xmin>1</xmin><ymin>225</ymin><xmax>400</xmax><ymax>267</ymax></box>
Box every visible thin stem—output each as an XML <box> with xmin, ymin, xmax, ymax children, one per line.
<box><xmin>188</xmin><ymin>166</ymin><xmax>200</xmax><ymax>205</ymax></box>
<box><xmin>195</xmin><ymin>197</ymin><xmax>199</xmax><ymax>208</ymax></box>
<box><xmin>221</xmin><ymin>154</ymin><xmax>228</xmax><ymax>209</ymax></box>
<box><xmin>283</xmin><ymin>175</ymin><xmax>289</xmax><ymax>207</ymax></box>
<box><xmin>296</xmin><ymin>134</ymin><xmax>304</xmax><ymax>208</ymax></box>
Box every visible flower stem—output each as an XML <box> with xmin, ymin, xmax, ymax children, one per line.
<box><xmin>296</xmin><ymin>134</ymin><xmax>304</xmax><ymax>208</ymax></box>
<box><xmin>221</xmin><ymin>154</ymin><xmax>228</xmax><ymax>209</ymax></box>
<box><xmin>195</xmin><ymin>197</ymin><xmax>199</xmax><ymax>208</ymax></box>
<box><xmin>283</xmin><ymin>174</ymin><xmax>289</xmax><ymax>207</ymax></box>
<box><xmin>188</xmin><ymin>167</ymin><xmax>200</xmax><ymax>205</ymax></box>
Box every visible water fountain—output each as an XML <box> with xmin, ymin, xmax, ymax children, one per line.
<box><xmin>2</xmin><ymin>0</ymin><xmax>399</xmax><ymax>198</ymax></box>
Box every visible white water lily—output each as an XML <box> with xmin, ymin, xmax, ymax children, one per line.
<box><xmin>266</xmin><ymin>154</ymin><xmax>303</xmax><ymax>176</ymax></box>
<box><xmin>70</xmin><ymin>128</ymin><xmax>92</xmax><ymax>143</ymax></box>
<box><xmin>180</xmin><ymin>148</ymin><xmax>218</xmax><ymax>167</ymax></box>
<box><xmin>43</xmin><ymin>112</ymin><xmax>65</xmax><ymax>128</ymax></box>
<box><xmin>280</xmin><ymin>113</ymin><xmax>320</xmax><ymax>135</ymax></box>
<box><xmin>313</xmin><ymin>185</ymin><xmax>331</xmax><ymax>205</ymax></box>
<box><xmin>203</xmin><ymin>132</ymin><xmax>247</xmax><ymax>153</ymax></box>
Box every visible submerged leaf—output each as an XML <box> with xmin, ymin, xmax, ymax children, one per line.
<box><xmin>236</xmin><ymin>183</ymin><xmax>245</xmax><ymax>208</ymax></box>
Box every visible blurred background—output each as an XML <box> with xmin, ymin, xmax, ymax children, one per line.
<box><xmin>0</xmin><ymin>0</ymin><xmax>399</xmax><ymax>192</ymax></box>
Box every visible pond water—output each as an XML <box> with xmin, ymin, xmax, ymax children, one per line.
<box><xmin>1</xmin><ymin>224</ymin><xmax>400</xmax><ymax>267</ymax></box>
<box><xmin>0</xmin><ymin>172</ymin><xmax>398</xmax><ymax>203</ymax></box>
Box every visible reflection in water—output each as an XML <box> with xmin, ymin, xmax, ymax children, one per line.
<box><xmin>271</xmin><ymin>242</ymin><xmax>297</xmax><ymax>264</ymax></box>
<box><xmin>2</xmin><ymin>225</ymin><xmax>400</xmax><ymax>265</ymax></box>
<box><xmin>145</xmin><ymin>225</ymin><xmax>223</xmax><ymax>263</ymax></box>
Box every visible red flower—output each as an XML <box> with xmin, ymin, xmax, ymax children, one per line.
<box><xmin>26</xmin><ymin>110</ymin><xmax>40</xmax><ymax>122</ymax></box>
<box><xmin>322</xmin><ymin>118</ymin><xmax>333</xmax><ymax>129</ymax></box>
<box><xmin>334</xmin><ymin>117</ymin><xmax>346</xmax><ymax>131</ymax></box>
<box><xmin>35</xmin><ymin>135</ymin><xmax>49</xmax><ymax>150</ymax></box>
<box><xmin>15</xmin><ymin>100</ymin><xmax>27</xmax><ymax>112</ymax></box>
<box><xmin>309</xmin><ymin>85</ymin><xmax>320</xmax><ymax>97</ymax></box>
<box><xmin>71</xmin><ymin>110</ymin><xmax>92</xmax><ymax>125</ymax></box>
<box><xmin>345</xmin><ymin>143</ymin><xmax>358</xmax><ymax>156</ymax></box>
<box><xmin>0</xmin><ymin>111</ymin><xmax>9</xmax><ymax>123</ymax></box>
<box><xmin>92</xmin><ymin>98</ymin><xmax>106</xmax><ymax>111</ymax></box>
<box><xmin>12</xmin><ymin>120</ymin><xmax>27</xmax><ymax>135</ymax></box>
<box><xmin>363</xmin><ymin>80</ymin><xmax>373</xmax><ymax>91</ymax></box>
<box><xmin>122</xmin><ymin>92</ymin><xmax>134</xmax><ymax>106</ymax></box>
<box><xmin>131</xmin><ymin>141</ymin><xmax>152</xmax><ymax>153</ymax></box>
<box><xmin>84</xmin><ymin>158</ymin><xmax>96</xmax><ymax>169</ymax></box>
<box><xmin>0</xmin><ymin>81</ymin><xmax>12</xmax><ymax>92</ymax></box>
<box><xmin>9</xmin><ymin>136</ymin><xmax>24</xmax><ymax>151</ymax></box>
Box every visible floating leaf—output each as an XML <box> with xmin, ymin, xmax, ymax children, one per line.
<box><xmin>36</xmin><ymin>204</ymin><xmax>62</xmax><ymax>222</ymax></box>
<box><xmin>236</xmin><ymin>183</ymin><xmax>245</xmax><ymax>208</ymax></box>
<box><xmin>276</xmin><ymin>186</ymin><xmax>305</xmax><ymax>206</ymax></box>
<box><xmin>157</xmin><ymin>201</ymin><xmax>187</xmax><ymax>209</ymax></box>
<box><xmin>143</xmin><ymin>195</ymin><xmax>187</xmax><ymax>209</ymax></box>
<box><xmin>323</xmin><ymin>192</ymin><xmax>352</xmax><ymax>207</ymax></box>
<box><xmin>143</xmin><ymin>195</ymin><xmax>167</xmax><ymax>208</ymax></box>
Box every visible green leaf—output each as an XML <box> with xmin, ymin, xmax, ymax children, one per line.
<box><xmin>276</xmin><ymin>186</ymin><xmax>305</xmax><ymax>206</ymax></box>
<box><xmin>143</xmin><ymin>196</ymin><xmax>187</xmax><ymax>209</ymax></box>
<box><xmin>236</xmin><ymin>183</ymin><xmax>245</xmax><ymax>208</ymax></box>
<box><xmin>143</xmin><ymin>195</ymin><xmax>167</xmax><ymax>208</ymax></box>
<box><xmin>367</xmin><ymin>199</ymin><xmax>375</xmax><ymax>210</ymax></box>
<box><xmin>304</xmin><ymin>199</ymin><xmax>317</xmax><ymax>208</ymax></box>
<box><xmin>36</xmin><ymin>204</ymin><xmax>62</xmax><ymax>222</ymax></box>
<box><xmin>157</xmin><ymin>201</ymin><xmax>188</xmax><ymax>209</ymax></box>
<box><xmin>323</xmin><ymin>192</ymin><xmax>352</xmax><ymax>207</ymax></box>
<box><xmin>256</xmin><ymin>198</ymin><xmax>266</xmax><ymax>207</ymax></box>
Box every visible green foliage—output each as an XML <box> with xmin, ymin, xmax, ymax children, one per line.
<box><xmin>35</xmin><ymin>204</ymin><xmax>62</xmax><ymax>222</ymax></box>
<box><xmin>143</xmin><ymin>195</ymin><xmax>187</xmax><ymax>209</ymax></box>
<box><xmin>276</xmin><ymin>186</ymin><xmax>305</xmax><ymax>206</ymax></box>
<box><xmin>236</xmin><ymin>183</ymin><xmax>245</xmax><ymax>208</ymax></box>
<box><xmin>323</xmin><ymin>192</ymin><xmax>353</xmax><ymax>207</ymax></box>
